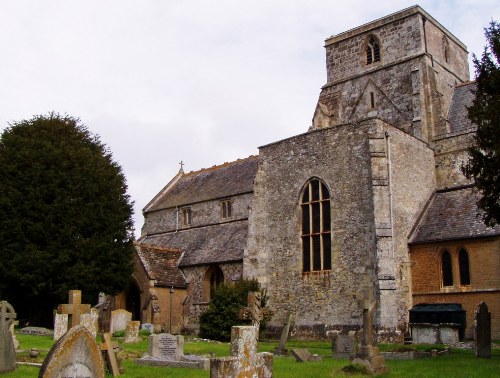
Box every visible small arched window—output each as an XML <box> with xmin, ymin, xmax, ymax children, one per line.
<box><xmin>366</xmin><ymin>37</ymin><xmax>381</xmax><ymax>65</ymax></box>
<box><xmin>301</xmin><ymin>179</ymin><xmax>332</xmax><ymax>272</ymax></box>
<box><xmin>458</xmin><ymin>248</ymin><xmax>470</xmax><ymax>285</ymax></box>
<box><xmin>441</xmin><ymin>250</ymin><xmax>453</xmax><ymax>287</ymax></box>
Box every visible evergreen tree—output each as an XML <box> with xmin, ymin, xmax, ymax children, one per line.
<box><xmin>463</xmin><ymin>21</ymin><xmax>500</xmax><ymax>226</ymax></box>
<box><xmin>0</xmin><ymin>113</ymin><xmax>135</xmax><ymax>326</ymax></box>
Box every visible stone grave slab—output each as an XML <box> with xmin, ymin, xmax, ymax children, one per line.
<box><xmin>125</xmin><ymin>321</ymin><xmax>141</xmax><ymax>343</ymax></box>
<box><xmin>53</xmin><ymin>313</ymin><xmax>68</xmax><ymax>340</ymax></box>
<box><xmin>210</xmin><ymin>326</ymin><xmax>272</xmax><ymax>378</ymax></box>
<box><xmin>39</xmin><ymin>325</ymin><xmax>105</xmax><ymax>378</ymax></box>
<box><xmin>474</xmin><ymin>302</ymin><xmax>491</xmax><ymax>358</ymax></box>
<box><xmin>137</xmin><ymin>333</ymin><xmax>209</xmax><ymax>369</ymax></box>
<box><xmin>291</xmin><ymin>348</ymin><xmax>311</xmax><ymax>362</ymax></box>
<box><xmin>81</xmin><ymin>308</ymin><xmax>99</xmax><ymax>338</ymax></box>
<box><xmin>0</xmin><ymin>301</ymin><xmax>17</xmax><ymax>373</ymax></box>
<box><xmin>110</xmin><ymin>309</ymin><xmax>132</xmax><ymax>334</ymax></box>
<box><xmin>332</xmin><ymin>332</ymin><xmax>356</xmax><ymax>359</ymax></box>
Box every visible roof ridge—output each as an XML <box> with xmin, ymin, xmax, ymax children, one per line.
<box><xmin>183</xmin><ymin>155</ymin><xmax>258</xmax><ymax>177</ymax></box>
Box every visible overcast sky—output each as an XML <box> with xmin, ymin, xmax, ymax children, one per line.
<box><xmin>1</xmin><ymin>1</ymin><xmax>499</xmax><ymax>236</ymax></box>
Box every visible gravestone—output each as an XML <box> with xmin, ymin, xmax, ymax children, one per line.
<box><xmin>137</xmin><ymin>333</ymin><xmax>209</xmax><ymax>369</ymax></box>
<box><xmin>124</xmin><ymin>321</ymin><xmax>140</xmax><ymax>343</ymax></box>
<box><xmin>474</xmin><ymin>302</ymin><xmax>491</xmax><ymax>358</ymax></box>
<box><xmin>110</xmin><ymin>309</ymin><xmax>132</xmax><ymax>334</ymax></box>
<box><xmin>332</xmin><ymin>332</ymin><xmax>356</xmax><ymax>359</ymax></box>
<box><xmin>239</xmin><ymin>292</ymin><xmax>263</xmax><ymax>339</ymax></box>
<box><xmin>39</xmin><ymin>325</ymin><xmax>105</xmax><ymax>378</ymax></box>
<box><xmin>273</xmin><ymin>312</ymin><xmax>293</xmax><ymax>355</ymax></box>
<box><xmin>101</xmin><ymin>332</ymin><xmax>121</xmax><ymax>377</ymax></box>
<box><xmin>291</xmin><ymin>348</ymin><xmax>311</xmax><ymax>362</ymax></box>
<box><xmin>95</xmin><ymin>293</ymin><xmax>112</xmax><ymax>333</ymax></box>
<box><xmin>53</xmin><ymin>313</ymin><xmax>69</xmax><ymax>340</ymax></box>
<box><xmin>210</xmin><ymin>326</ymin><xmax>273</xmax><ymax>378</ymax></box>
<box><xmin>141</xmin><ymin>323</ymin><xmax>154</xmax><ymax>334</ymax></box>
<box><xmin>9</xmin><ymin>320</ymin><xmax>19</xmax><ymax>350</ymax></box>
<box><xmin>352</xmin><ymin>283</ymin><xmax>389</xmax><ymax>375</ymax></box>
<box><xmin>81</xmin><ymin>308</ymin><xmax>99</xmax><ymax>338</ymax></box>
<box><xmin>0</xmin><ymin>301</ymin><xmax>17</xmax><ymax>373</ymax></box>
<box><xmin>57</xmin><ymin>290</ymin><xmax>91</xmax><ymax>329</ymax></box>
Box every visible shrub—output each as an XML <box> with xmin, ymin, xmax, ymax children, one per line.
<box><xmin>199</xmin><ymin>278</ymin><xmax>262</xmax><ymax>341</ymax></box>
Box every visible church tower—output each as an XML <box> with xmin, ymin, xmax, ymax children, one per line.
<box><xmin>311</xmin><ymin>6</ymin><xmax>469</xmax><ymax>144</ymax></box>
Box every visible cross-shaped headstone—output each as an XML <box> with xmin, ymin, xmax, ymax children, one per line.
<box><xmin>210</xmin><ymin>326</ymin><xmax>272</xmax><ymax>378</ymax></box>
<box><xmin>239</xmin><ymin>292</ymin><xmax>263</xmax><ymax>339</ymax></box>
<box><xmin>57</xmin><ymin>290</ymin><xmax>91</xmax><ymax>329</ymax></box>
<box><xmin>0</xmin><ymin>301</ymin><xmax>17</xmax><ymax>373</ymax></box>
<box><xmin>0</xmin><ymin>301</ymin><xmax>16</xmax><ymax>328</ymax></box>
<box><xmin>101</xmin><ymin>332</ymin><xmax>121</xmax><ymax>376</ymax></box>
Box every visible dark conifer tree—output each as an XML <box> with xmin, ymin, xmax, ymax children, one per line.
<box><xmin>0</xmin><ymin>113</ymin><xmax>134</xmax><ymax>325</ymax></box>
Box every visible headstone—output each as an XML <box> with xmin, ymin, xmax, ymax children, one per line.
<box><xmin>274</xmin><ymin>312</ymin><xmax>293</xmax><ymax>355</ymax></box>
<box><xmin>110</xmin><ymin>309</ymin><xmax>132</xmax><ymax>334</ymax></box>
<box><xmin>210</xmin><ymin>326</ymin><xmax>273</xmax><ymax>378</ymax></box>
<box><xmin>53</xmin><ymin>313</ymin><xmax>69</xmax><ymax>340</ymax></box>
<box><xmin>474</xmin><ymin>302</ymin><xmax>491</xmax><ymax>358</ymax></box>
<box><xmin>81</xmin><ymin>308</ymin><xmax>99</xmax><ymax>339</ymax></box>
<box><xmin>9</xmin><ymin>320</ymin><xmax>19</xmax><ymax>350</ymax></box>
<box><xmin>291</xmin><ymin>348</ymin><xmax>311</xmax><ymax>362</ymax></box>
<box><xmin>124</xmin><ymin>321</ymin><xmax>141</xmax><ymax>343</ymax></box>
<box><xmin>57</xmin><ymin>290</ymin><xmax>91</xmax><ymax>329</ymax></box>
<box><xmin>95</xmin><ymin>293</ymin><xmax>112</xmax><ymax>333</ymax></box>
<box><xmin>101</xmin><ymin>332</ymin><xmax>121</xmax><ymax>377</ymax></box>
<box><xmin>39</xmin><ymin>325</ymin><xmax>105</xmax><ymax>378</ymax></box>
<box><xmin>0</xmin><ymin>301</ymin><xmax>17</xmax><ymax>373</ymax></box>
<box><xmin>137</xmin><ymin>333</ymin><xmax>209</xmax><ymax>369</ymax></box>
<box><xmin>332</xmin><ymin>332</ymin><xmax>356</xmax><ymax>359</ymax></box>
<box><xmin>141</xmin><ymin>323</ymin><xmax>154</xmax><ymax>334</ymax></box>
<box><xmin>352</xmin><ymin>283</ymin><xmax>389</xmax><ymax>375</ymax></box>
<box><xmin>238</xmin><ymin>292</ymin><xmax>263</xmax><ymax>339</ymax></box>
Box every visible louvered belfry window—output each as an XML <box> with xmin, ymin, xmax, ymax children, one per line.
<box><xmin>366</xmin><ymin>37</ymin><xmax>380</xmax><ymax>65</ymax></box>
<box><xmin>301</xmin><ymin>179</ymin><xmax>332</xmax><ymax>272</ymax></box>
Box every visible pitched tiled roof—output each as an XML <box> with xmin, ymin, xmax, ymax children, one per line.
<box><xmin>147</xmin><ymin>156</ymin><xmax>259</xmax><ymax>212</ymax></box>
<box><xmin>140</xmin><ymin>220</ymin><xmax>247</xmax><ymax>267</ymax></box>
<box><xmin>135</xmin><ymin>244</ymin><xmax>187</xmax><ymax>288</ymax></box>
<box><xmin>410</xmin><ymin>186</ymin><xmax>500</xmax><ymax>244</ymax></box>
<box><xmin>448</xmin><ymin>82</ymin><xmax>476</xmax><ymax>134</ymax></box>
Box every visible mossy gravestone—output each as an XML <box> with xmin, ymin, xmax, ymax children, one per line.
<box><xmin>0</xmin><ymin>301</ymin><xmax>17</xmax><ymax>373</ymax></box>
<box><xmin>39</xmin><ymin>325</ymin><xmax>105</xmax><ymax>378</ymax></box>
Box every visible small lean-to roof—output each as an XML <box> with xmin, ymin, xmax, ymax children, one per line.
<box><xmin>140</xmin><ymin>220</ymin><xmax>247</xmax><ymax>267</ymax></box>
<box><xmin>447</xmin><ymin>82</ymin><xmax>476</xmax><ymax>134</ymax></box>
<box><xmin>410</xmin><ymin>186</ymin><xmax>500</xmax><ymax>244</ymax></box>
<box><xmin>147</xmin><ymin>156</ymin><xmax>259</xmax><ymax>212</ymax></box>
<box><xmin>135</xmin><ymin>243</ymin><xmax>186</xmax><ymax>288</ymax></box>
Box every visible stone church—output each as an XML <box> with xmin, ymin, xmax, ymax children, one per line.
<box><xmin>130</xmin><ymin>6</ymin><xmax>500</xmax><ymax>340</ymax></box>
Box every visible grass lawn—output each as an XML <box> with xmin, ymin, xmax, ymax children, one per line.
<box><xmin>6</xmin><ymin>333</ymin><xmax>500</xmax><ymax>377</ymax></box>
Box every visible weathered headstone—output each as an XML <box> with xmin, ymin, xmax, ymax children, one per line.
<box><xmin>332</xmin><ymin>332</ymin><xmax>356</xmax><ymax>359</ymax></box>
<box><xmin>124</xmin><ymin>320</ymin><xmax>141</xmax><ymax>343</ymax></box>
<box><xmin>0</xmin><ymin>301</ymin><xmax>17</xmax><ymax>373</ymax></box>
<box><xmin>141</xmin><ymin>323</ymin><xmax>154</xmax><ymax>334</ymax></box>
<box><xmin>9</xmin><ymin>320</ymin><xmax>19</xmax><ymax>350</ymax></box>
<box><xmin>239</xmin><ymin>292</ymin><xmax>263</xmax><ymax>339</ymax></box>
<box><xmin>291</xmin><ymin>348</ymin><xmax>311</xmax><ymax>362</ymax></box>
<box><xmin>474</xmin><ymin>302</ymin><xmax>491</xmax><ymax>358</ymax></box>
<box><xmin>39</xmin><ymin>325</ymin><xmax>105</xmax><ymax>378</ymax></box>
<box><xmin>274</xmin><ymin>312</ymin><xmax>293</xmax><ymax>355</ymax></box>
<box><xmin>210</xmin><ymin>326</ymin><xmax>273</xmax><ymax>378</ymax></box>
<box><xmin>81</xmin><ymin>308</ymin><xmax>99</xmax><ymax>339</ymax></box>
<box><xmin>110</xmin><ymin>309</ymin><xmax>132</xmax><ymax>334</ymax></box>
<box><xmin>137</xmin><ymin>333</ymin><xmax>209</xmax><ymax>369</ymax></box>
<box><xmin>53</xmin><ymin>313</ymin><xmax>68</xmax><ymax>340</ymax></box>
<box><xmin>57</xmin><ymin>290</ymin><xmax>91</xmax><ymax>329</ymax></box>
<box><xmin>95</xmin><ymin>293</ymin><xmax>112</xmax><ymax>333</ymax></box>
<box><xmin>101</xmin><ymin>332</ymin><xmax>121</xmax><ymax>377</ymax></box>
<box><xmin>352</xmin><ymin>284</ymin><xmax>389</xmax><ymax>375</ymax></box>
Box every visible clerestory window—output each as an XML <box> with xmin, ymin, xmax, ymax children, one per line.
<box><xmin>301</xmin><ymin>179</ymin><xmax>332</xmax><ymax>272</ymax></box>
<box><xmin>366</xmin><ymin>37</ymin><xmax>381</xmax><ymax>65</ymax></box>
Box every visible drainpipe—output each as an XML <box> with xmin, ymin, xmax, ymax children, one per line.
<box><xmin>385</xmin><ymin>131</ymin><xmax>395</xmax><ymax>274</ymax></box>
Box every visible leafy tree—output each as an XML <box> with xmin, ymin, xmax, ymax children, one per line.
<box><xmin>199</xmin><ymin>279</ymin><xmax>262</xmax><ymax>341</ymax></box>
<box><xmin>0</xmin><ymin>113</ymin><xmax>135</xmax><ymax>326</ymax></box>
<box><xmin>463</xmin><ymin>21</ymin><xmax>500</xmax><ymax>226</ymax></box>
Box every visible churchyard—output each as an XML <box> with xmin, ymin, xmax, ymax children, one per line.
<box><xmin>3</xmin><ymin>331</ymin><xmax>499</xmax><ymax>377</ymax></box>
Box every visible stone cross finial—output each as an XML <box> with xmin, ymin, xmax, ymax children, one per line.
<box><xmin>179</xmin><ymin>161</ymin><xmax>185</xmax><ymax>173</ymax></box>
<box><xmin>57</xmin><ymin>290</ymin><xmax>91</xmax><ymax>329</ymax></box>
<box><xmin>0</xmin><ymin>301</ymin><xmax>16</xmax><ymax>328</ymax></box>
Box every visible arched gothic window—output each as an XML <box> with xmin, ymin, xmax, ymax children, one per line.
<box><xmin>441</xmin><ymin>250</ymin><xmax>453</xmax><ymax>287</ymax></box>
<box><xmin>366</xmin><ymin>37</ymin><xmax>381</xmax><ymax>65</ymax></box>
<box><xmin>203</xmin><ymin>265</ymin><xmax>224</xmax><ymax>301</ymax></box>
<box><xmin>301</xmin><ymin>179</ymin><xmax>332</xmax><ymax>272</ymax></box>
<box><xmin>458</xmin><ymin>248</ymin><xmax>470</xmax><ymax>285</ymax></box>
